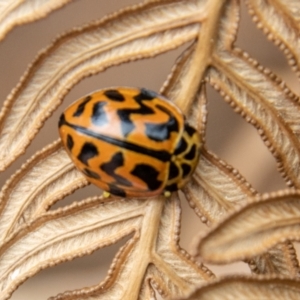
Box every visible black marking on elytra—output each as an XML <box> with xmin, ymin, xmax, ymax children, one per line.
<box><xmin>104</xmin><ymin>89</ymin><xmax>125</xmax><ymax>101</ymax></box>
<box><xmin>73</xmin><ymin>95</ymin><xmax>92</xmax><ymax>117</ymax></box>
<box><xmin>182</xmin><ymin>163</ymin><xmax>191</xmax><ymax>178</ymax></box>
<box><xmin>77</xmin><ymin>142</ymin><xmax>98</xmax><ymax>166</ymax></box>
<box><xmin>58</xmin><ymin>113</ymin><xmax>66</xmax><ymax>128</ymax></box>
<box><xmin>165</xmin><ymin>183</ymin><xmax>178</xmax><ymax>192</ymax></box>
<box><xmin>108</xmin><ymin>184</ymin><xmax>126</xmax><ymax>197</ymax></box>
<box><xmin>62</xmin><ymin>120</ymin><xmax>171</xmax><ymax>162</ymax></box>
<box><xmin>144</xmin><ymin>104</ymin><xmax>179</xmax><ymax>142</ymax></box>
<box><xmin>131</xmin><ymin>164</ymin><xmax>162</xmax><ymax>191</ymax></box>
<box><xmin>100</xmin><ymin>152</ymin><xmax>132</xmax><ymax>187</ymax></box>
<box><xmin>91</xmin><ymin>101</ymin><xmax>108</xmax><ymax>127</ymax></box>
<box><xmin>66</xmin><ymin>134</ymin><xmax>74</xmax><ymax>150</ymax></box>
<box><xmin>144</xmin><ymin>123</ymin><xmax>170</xmax><ymax>142</ymax></box>
<box><xmin>185</xmin><ymin>124</ymin><xmax>197</xmax><ymax>137</ymax></box>
<box><xmin>117</xmin><ymin>93</ymin><xmax>155</xmax><ymax>137</ymax></box>
<box><xmin>82</xmin><ymin>168</ymin><xmax>100</xmax><ymax>179</ymax></box>
<box><xmin>134</xmin><ymin>88</ymin><xmax>158</xmax><ymax>101</ymax></box>
<box><xmin>184</xmin><ymin>145</ymin><xmax>196</xmax><ymax>160</ymax></box>
<box><xmin>116</xmin><ymin>111</ymin><xmax>135</xmax><ymax>137</ymax></box>
<box><xmin>174</xmin><ymin>137</ymin><xmax>188</xmax><ymax>155</ymax></box>
<box><xmin>168</xmin><ymin>162</ymin><xmax>179</xmax><ymax>180</ymax></box>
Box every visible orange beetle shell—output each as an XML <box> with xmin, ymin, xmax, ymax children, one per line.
<box><xmin>59</xmin><ymin>87</ymin><xmax>201</xmax><ymax>197</ymax></box>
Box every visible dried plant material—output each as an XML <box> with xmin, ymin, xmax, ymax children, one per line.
<box><xmin>160</xmin><ymin>0</ymin><xmax>240</xmax><ymax>113</ymax></box>
<box><xmin>209</xmin><ymin>50</ymin><xmax>300</xmax><ymax>187</ymax></box>
<box><xmin>184</xmin><ymin>276</ymin><xmax>300</xmax><ymax>300</ymax></box>
<box><xmin>197</xmin><ymin>190</ymin><xmax>300</xmax><ymax>264</ymax></box>
<box><xmin>161</xmin><ymin>1</ymin><xmax>256</xmax><ymax>224</ymax></box>
<box><xmin>0</xmin><ymin>195</ymin><xmax>213</xmax><ymax>300</ymax></box>
<box><xmin>184</xmin><ymin>149</ymin><xmax>256</xmax><ymax>224</ymax></box>
<box><xmin>0</xmin><ymin>0</ymin><xmax>300</xmax><ymax>299</ymax></box>
<box><xmin>0</xmin><ymin>140</ymin><xmax>88</xmax><ymax>241</ymax></box>
<box><xmin>186</xmin><ymin>149</ymin><xmax>298</xmax><ymax>276</ymax></box>
<box><xmin>246</xmin><ymin>0</ymin><xmax>300</xmax><ymax>76</ymax></box>
<box><xmin>0</xmin><ymin>0</ymin><xmax>204</xmax><ymax>171</ymax></box>
<box><xmin>0</xmin><ymin>0</ymin><xmax>72</xmax><ymax>42</ymax></box>
<box><xmin>246</xmin><ymin>242</ymin><xmax>300</xmax><ymax>277</ymax></box>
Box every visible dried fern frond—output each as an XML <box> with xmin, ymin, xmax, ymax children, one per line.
<box><xmin>0</xmin><ymin>0</ymin><xmax>300</xmax><ymax>299</ymax></box>
<box><xmin>0</xmin><ymin>0</ymin><xmax>72</xmax><ymax>42</ymax></box>
<box><xmin>0</xmin><ymin>195</ymin><xmax>213</xmax><ymax>300</ymax></box>
<box><xmin>0</xmin><ymin>0</ymin><xmax>204</xmax><ymax>171</ymax></box>
<box><xmin>197</xmin><ymin>190</ymin><xmax>300</xmax><ymax>264</ymax></box>
<box><xmin>184</xmin><ymin>276</ymin><xmax>300</xmax><ymax>300</ymax></box>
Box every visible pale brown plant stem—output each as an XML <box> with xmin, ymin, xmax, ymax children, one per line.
<box><xmin>176</xmin><ymin>0</ymin><xmax>226</xmax><ymax>114</ymax></box>
<box><xmin>122</xmin><ymin>197</ymin><xmax>165</xmax><ymax>299</ymax></box>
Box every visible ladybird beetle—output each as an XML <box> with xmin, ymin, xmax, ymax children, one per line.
<box><xmin>59</xmin><ymin>87</ymin><xmax>201</xmax><ymax>198</ymax></box>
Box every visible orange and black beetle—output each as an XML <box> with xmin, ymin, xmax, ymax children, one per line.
<box><xmin>59</xmin><ymin>87</ymin><xmax>201</xmax><ymax>197</ymax></box>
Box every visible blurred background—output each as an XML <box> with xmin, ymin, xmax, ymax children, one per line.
<box><xmin>0</xmin><ymin>0</ymin><xmax>299</xmax><ymax>299</ymax></box>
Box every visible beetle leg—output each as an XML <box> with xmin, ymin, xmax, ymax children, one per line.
<box><xmin>103</xmin><ymin>191</ymin><xmax>111</xmax><ymax>198</ymax></box>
